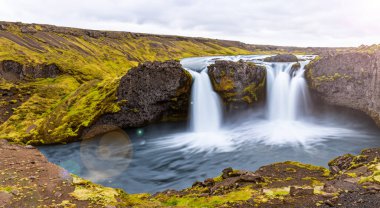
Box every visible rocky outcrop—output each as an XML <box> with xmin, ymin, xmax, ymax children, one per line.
<box><xmin>264</xmin><ymin>54</ymin><xmax>298</xmax><ymax>62</ymax></box>
<box><xmin>0</xmin><ymin>60</ymin><xmax>62</xmax><ymax>81</ymax></box>
<box><xmin>305</xmin><ymin>52</ymin><xmax>380</xmax><ymax>126</ymax></box>
<box><xmin>95</xmin><ymin>60</ymin><xmax>192</xmax><ymax>128</ymax></box>
<box><xmin>208</xmin><ymin>60</ymin><xmax>266</xmax><ymax>109</ymax></box>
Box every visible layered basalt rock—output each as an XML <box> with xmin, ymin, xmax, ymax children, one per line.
<box><xmin>263</xmin><ymin>54</ymin><xmax>299</xmax><ymax>62</ymax></box>
<box><xmin>0</xmin><ymin>60</ymin><xmax>62</xmax><ymax>81</ymax></box>
<box><xmin>95</xmin><ymin>60</ymin><xmax>192</xmax><ymax>128</ymax></box>
<box><xmin>305</xmin><ymin>52</ymin><xmax>380</xmax><ymax>126</ymax></box>
<box><xmin>208</xmin><ymin>60</ymin><xmax>266</xmax><ymax>109</ymax></box>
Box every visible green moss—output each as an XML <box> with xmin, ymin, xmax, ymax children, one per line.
<box><xmin>70</xmin><ymin>175</ymin><xmax>120</xmax><ymax>205</ymax></box>
<box><xmin>263</xmin><ymin>187</ymin><xmax>290</xmax><ymax>198</ymax></box>
<box><xmin>0</xmin><ymin>186</ymin><xmax>14</xmax><ymax>193</ymax></box>
<box><xmin>302</xmin><ymin>177</ymin><xmax>324</xmax><ymax>186</ymax></box>
<box><xmin>158</xmin><ymin>186</ymin><xmax>254</xmax><ymax>207</ymax></box>
<box><xmin>283</xmin><ymin>161</ymin><xmax>330</xmax><ymax>177</ymax></box>
<box><xmin>345</xmin><ymin>172</ymin><xmax>358</xmax><ymax>178</ymax></box>
<box><xmin>358</xmin><ymin>163</ymin><xmax>380</xmax><ymax>184</ymax></box>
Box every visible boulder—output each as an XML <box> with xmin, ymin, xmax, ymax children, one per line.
<box><xmin>208</xmin><ymin>60</ymin><xmax>266</xmax><ymax>109</ymax></box>
<box><xmin>95</xmin><ymin>60</ymin><xmax>192</xmax><ymax>127</ymax></box>
<box><xmin>264</xmin><ymin>54</ymin><xmax>298</xmax><ymax>62</ymax></box>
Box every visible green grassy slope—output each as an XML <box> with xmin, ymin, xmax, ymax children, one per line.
<box><xmin>0</xmin><ymin>22</ymin><xmax>307</xmax><ymax>144</ymax></box>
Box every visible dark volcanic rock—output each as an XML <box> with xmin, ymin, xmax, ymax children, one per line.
<box><xmin>0</xmin><ymin>60</ymin><xmax>62</xmax><ymax>81</ymax></box>
<box><xmin>305</xmin><ymin>52</ymin><xmax>380</xmax><ymax>126</ymax></box>
<box><xmin>264</xmin><ymin>54</ymin><xmax>298</xmax><ymax>62</ymax></box>
<box><xmin>208</xmin><ymin>60</ymin><xmax>266</xmax><ymax>109</ymax></box>
<box><xmin>95</xmin><ymin>60</ymin><xmax>192</xmax><ymax>128</ymax></box>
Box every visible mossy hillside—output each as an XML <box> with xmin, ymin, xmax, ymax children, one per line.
<box><xmin>1</xmin><ymin>22</ymin><xmax>287</xmax><ymax>144</ymax></box>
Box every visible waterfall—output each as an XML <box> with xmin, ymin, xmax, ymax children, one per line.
<box><xmin>266</xmin><ymin>62</ymin><xmax>311</xmax><ymax>121</ymax></box>
<box><xmin>187</xmin><ymin>68</ymin><xmax>222</xmax><ymax>132</ymax></box>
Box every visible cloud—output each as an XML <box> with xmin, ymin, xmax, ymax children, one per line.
<box><xmin>0</xmin><ymin>0</ymin><xmax>379</xmax><ymax>47</ymax></box>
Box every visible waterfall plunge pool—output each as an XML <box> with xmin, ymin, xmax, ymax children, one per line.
<box><xmin>39</xmin><ymin>55</ymin><xmax>380</xmax><ymax>194</ymax></box>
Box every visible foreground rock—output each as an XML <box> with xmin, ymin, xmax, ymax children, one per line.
<box><xmin>94</xmin><ymin>60</ymin><xmax>192</xmax><ymax>128</ymax></box>
<box><xmin>305</xmin><ymin>51</ymin><xmax>380</xmax><ymax>126</ymax></box>
<box><xmin>0</xmin><ymin>140</ymin><xmax>117</xmax><ymax>207</ymax></box>
<box><xmin>2</xmin><ymin>139</ymin><xmax>379</xmax><ymax>207</ymax></box>
<box><xmin>264</xmin><ymin>54</ymin><xmax>299</xmax><ymax>62</ymax></box>
<box><xmin>208</xmin><ymin>60</ymin><xmax>266</xmax><ymax>109</ymax></box>
<box><xmin>152</xmin><ymin>148</ymin><xmax>380</xmax><ymax>207</ymax></box>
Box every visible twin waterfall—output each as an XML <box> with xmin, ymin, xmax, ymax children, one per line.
<box><xmin>182</xmin><ymin>56</ymin><xmax>311</xmax><ymax>134</ymax></box>
<box><xmin>266</xmin><ymin>62</ymin><xmax>310</xmax><ymax>121</ymax></box>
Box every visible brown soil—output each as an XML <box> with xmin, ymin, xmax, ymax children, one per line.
<box><xmin>0</xmin><ymin>140</ymin><xmax>91</xmax><ymax>207</ymax></box>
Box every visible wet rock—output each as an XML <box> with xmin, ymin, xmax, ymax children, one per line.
<box><xmin>289</xmin><ymin>62</ymin><xmax>301</xmax><ymax>77</ymax></box>
<box><xmin>93</xmin><ymin>60</ymin><xmax>192</xmax><ymax>128</ymax></box>
<box><xmin>208</xmin><ymin>60</ymin><xmax>266</xmax><ymax>109</ymax></box>
<box><xmin>263</xmin><ymin>54</ymin><xmax>298</xmax><ymax>62</ymax></box>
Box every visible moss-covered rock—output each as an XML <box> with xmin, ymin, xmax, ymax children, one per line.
<box><xmin>92</xmin><ymin>60</ymin><xmax>192</xmax><ymax>128</ymax></box>
<box><xmin>208</xmin><ymin>60</ymin><xmax>266</xmax><ymax>109</ymax></box>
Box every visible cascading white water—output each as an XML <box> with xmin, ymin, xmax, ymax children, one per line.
<box><xmin>187</xmin><ymin>69</ymin><xmax>222</xmax><ymax>132</ymax></box>
<box><xmin>158</xmin><ymin>55</ymin><xmax>361</xmax><ymax>153</ymax></box>
<box><xmin>266</xmin><ymin>62</ymin><xmax>311</xmax><ymax>121</ymax></box>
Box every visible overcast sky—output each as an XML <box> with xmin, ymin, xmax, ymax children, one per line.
<box><xmin>0</xmin><ymin>0</ymin><xmax>379</xmax><ymax>47</ymax></box>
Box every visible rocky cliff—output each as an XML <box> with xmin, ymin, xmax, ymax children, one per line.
<box><xmin>208</xmin><ymin>60</ymin><xmax>266</xmax><ymax>109</ymax></box>
<box><xmin>305</xmin><ymin>51</ymin><xmax>380</xmax><ymax>126</ymax></box>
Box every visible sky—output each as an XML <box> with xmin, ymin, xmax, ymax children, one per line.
<box><xmin>0</xmin><ymin>0</ymin><xmax>380</xmax><ymax>47</ymax></box>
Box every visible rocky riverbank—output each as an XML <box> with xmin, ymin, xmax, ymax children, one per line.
<box><xmin>1</xmin><ymin>140</ymin><xmax>379</xmax><ymax>207</ymax></box>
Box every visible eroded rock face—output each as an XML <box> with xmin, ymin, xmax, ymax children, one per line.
<box><xmin>305</xmin><ymin>52</ymin><xmax>380</xmax><ymax>126</ymax></box>
<box><xmin>208</xmin><ymin>60</ymin><xmax>266</xmax><ymax>109</ymax></box>
<box><xmin>95</xmin><ymin>60</ymin><xmax>192</xmax><ymax>128</ymax></box>
<box><xmin>264</xmin><ymin>54</ymin><xmax>298</xmax><ymax>62</ymax></box>
<box><xmin>0</xmin><ymin>60</ymin><xmax>62</xmax><ymax>81</ymax></box>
